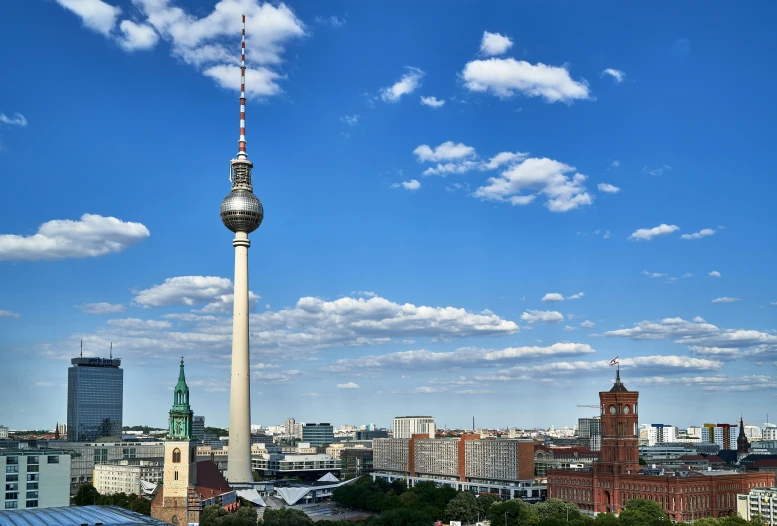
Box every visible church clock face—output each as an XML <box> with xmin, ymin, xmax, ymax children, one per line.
<box><xmin>609</xmin><ymin>405</ymin><xmax>617</xmax><ymax>414</ymax></box>
<box><xmin>623</xmin><ymin>405</ymin><xmax>630</xmax><ymax>414</ymax></box>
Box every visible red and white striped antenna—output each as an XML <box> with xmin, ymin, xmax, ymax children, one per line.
<box><xmin>238</xmin><ymin>14</ymin><xmax>247</xmax><ymax>160</ymax></box>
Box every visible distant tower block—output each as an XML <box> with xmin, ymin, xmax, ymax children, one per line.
<box><xmin>220</xmin><ymin>14</ymin><xmax>263</xmax><ymax>485</ymax></box>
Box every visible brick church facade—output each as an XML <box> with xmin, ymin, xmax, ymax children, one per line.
<box><xmin>547</xmin><ymin>370</ymin><xmax>773</xmax><ymax>521</ymax></box>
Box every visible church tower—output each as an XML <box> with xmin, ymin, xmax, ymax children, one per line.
<box><xmin>152</xmin><ymin>358</ymin><xmax>199</xmax><ymax>525</ymax></box>
<box><xmin>737</xmin><ymin>416</ymin><xmax>750</xmax><ymax>455</ymax></box>
<box><xmin>596</xmin><ymin>368</ymin><xmax>640</xmax><ymax>474</ymax></box>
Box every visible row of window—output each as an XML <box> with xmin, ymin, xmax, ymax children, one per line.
<box><xmin>5</xmin><ymin>466</ymin><xmax>39</xmax><ymax>474</ymax></box>
<box><xmin>4</xmin><ymin>483</ymin><xmax>34</xmax><ymax>491</ymax></box>
<box><xmin>4</xmin><ymin>456</ymin><xmax>58</xmax><ymax>465</ymax></box>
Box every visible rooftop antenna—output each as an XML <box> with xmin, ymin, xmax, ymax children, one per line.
<box><xmin>110</xmin><ymin>342</ymin><xmax>112</xmax><ymax>359</ymax></box>
<box><xmin>238</xmin><ymin>13</ymin><xmax>247</xmax><ymax>161</ymax></box>
<box><xmin>80</xmin><ymin>340</ymin><xmax>83</xmax><ymax>358</ymax></box>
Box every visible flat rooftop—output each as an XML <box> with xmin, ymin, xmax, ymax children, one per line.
<box><xmin>0</xmin><ymin>505</ymin><xmax>166</xmax><ymax>526</ymax></box>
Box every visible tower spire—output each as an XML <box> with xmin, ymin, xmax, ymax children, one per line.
<box><xmin>238</xmin><ymin>14</ymin><xmax>247</xmax><ymax>160</ymax></box>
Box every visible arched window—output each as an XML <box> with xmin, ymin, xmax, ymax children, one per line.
<box><xmin>173</xmin><ymin>448</ymin><xmax>181</xmax><ymax>463</ymax></box>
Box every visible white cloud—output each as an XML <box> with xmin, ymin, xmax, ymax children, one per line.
<box><xmin>610</xmin><ymin>160</ymin><xmax>620</xmax><ymax>168</ymax></box>
<box><xmin>603</xmin><ymin>231</ymin><xmax>611</xmax><ymax>239</ymax></box>
<box><xmin>689</xmin><ymin>346</ymin><xmax>740</xmax><ymax>359</ymax></box>
<box><xmin>604</xmin><ymin>317</ymin><xmax>777</xmax><ymax>356</ymax></box>
<box><xmin>627</xmin><ymin>223</ymin><xmax>679</xmax><ymax>241</ymax></box>
<box><xmin>567</xmin><ymin>292</ymin><xmax>584</xmax><ymax>300</ymax></box>
<box><xmin>117</xmin><ymin>20</ymin><xmax>158</xmax><ymax>51</ymax></box>
<box><xmin>0</xmin><ymin>214</ymin><xmax>149</xmax><ymax>261</ymax></box>
<box><xmin>35</xmin><ymin>381</ymin><xmax>56</xmax><ymax>388</ymax></box>
<box><xmin>420</xmin><ymin>96</ymin><xmax>446</xmax><ymax>108</ymax></box>
<box><xmin>0</xmin><ymin>309</ymin><xmax>20</xmax><ymax>318</ymax></box>
<box><xmin>480</xmin><ymin>31</ymin><xmax>513</xmax><ymax>56</ymax></box>
<box><xmin>414</xmin><ymin>141</ymin><xmax>476</xmax><ymax>163</ymax></box>
<box><xmin>474</xmin><ymin>157</ymin><xmax>593</xmax><ymax>212</ymax></box>
<box><xmin>324</xmin><ymin>343</ymin><xmax>595</xmax><ymax>372</ymax></box>
<box><xmin>681</xmin><ymin>228</ymin><xmax>715</xmax><ymax>240</ymax></box>
<box><xmin>580</xmin><ymin>320</ymin><xmax>595</xmax><ymax>328</ymax></box>
<box><xmin>132</xmin><ymin>276</ymin><xmax>259</xmax><ymax>313</ymax></box>
<box><xmin>542</xmin><ymin>293</ymin><xmax>564</xmax><ymax>303</ymax></box>
<box><xmin>107</xmin><ymin>318</ymin><xmax>172</xmax><ymax>330</ymax></box>
<box><xmin>712</xmin><ymin>297</ymin><xmax>740</xmax><ymax>304</ymax></box>
<box><xmin>55</xmin><ymin>0</ymin><xmax>121</xmax><ymax>35</ymax></box>
<box><xmin>391</xmin><ymin>179</ymin><xmax>421</xmax><ymax>191</ymax></box>
<box><xmin>461</xmin><ymin>58</ymin><xmax>590</xmax><ymax>103</ymax></box>
<box><xmin>602</xmin><ymin>68</ymin><xmax>625</xmax><ymax>83</ymax></box>
<box><xmin>709</xmin><ymin>271</ymin><xmax>721</xmax><ymax>278</ymax></box>
<box><xmin>58</xmin><ymin>0</ymin><xmax>305</xmax><ymax>98</ymax></box>
<box><xmin>0</xmin><ymin>113</ymin><xmax>28</xmax><ymax>127</ymax></box>
<box><xmin>643</xmin><ymin>165</ymin><xmax>672</xmax><ymax>176</ymax></box>
<box><xmin>314</xmin><ymin>15</ymin><xmax>344</xmax><ymax>27</ymax></box>
<box><xmin>597</xmin><ymin>183</ymin><xmax>620</xmax><ymax>194</ymax></box>
<box><xmin>340</xmin><ymin>115</ymin><xmax>360</xmax><ymax>126</ymax></box>
<box><xmin>563</xmin><ymin>326</ymin><xmax>576</xmax><ymax>332</ymax></box>
<box><xmin>380</xmin><ymin>67</ymin><xmax>425</xmax><ymax>102</ymax></box>
<box><xmin>643</xmin><ymin>271</ymin><xmax>667</xmax><ymax>278</ymax></box>
<box><xmin>520</xmin><ymin>309</ymin><xmax>564</xmax><ymax>324</ymax></box>
<box><xmin>77</xmin><ymin>303</ymin><xmax>125</xmax><ymax>314</ymax></box>
<box><xmin>337</xmin><ymin>382</ymin><xmax>359</xmax><ymax>389</ymax></box>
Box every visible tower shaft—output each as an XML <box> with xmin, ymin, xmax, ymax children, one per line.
<box><xmin>227</xmin><ymin>231</ymin><xmax>252</xmax><ymax>483</ymax></box>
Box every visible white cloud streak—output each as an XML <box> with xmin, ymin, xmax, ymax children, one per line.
<box><xmin>627</xmin><ymin>224</ymin><xmax>679</xmax><ymax>241</ymax></box>
<box><xmin>0</xmin><ymin>309</ymin><xmax>21</xmax><ymax>319</ymax></box>
<box><xmin>0</xmin><ymin>113</ymin><xmax>28</xmax><ymax>127</ymax></box>
<box><xmin>597</xmin><ymin>183</ymin><xmax>620</xmax><ymax>194</ymax></box>
<box><xmin>420</xmin><ymin>96</ymin><xmax>446</xmax><ymax>108</ymax></box>
<box><xmin>479</xmin><ymin>31</ymin><xmax>513</xmax><ymax>56</ymax></box>
<box><xmin>380</xmin><ymin>67</ymin><xmax>425</xmax><ymax>102</ymax></box>
<box><xmin>520</xmin><ymin>309</ymin><xmax>564</xmax><ymax>324</ymax></box>
<box><xmin>77</xmin><ymin>303</ymin><xmax>125</xmax><ymax>314</ymax></box>
<box><xmin>681</xmin><ymin>228</ymin><xmax>716</xmax><ymax>240</ymax></box>
<box><xmin>602</xmin><ymin>68</ymin><xmax>625</xmax><ymax>83</ymax></box>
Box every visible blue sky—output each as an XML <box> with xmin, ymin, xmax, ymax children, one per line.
<box><xmin>1</xmin><ymin>0</ymin><xmax>776</xmax><ymax>432</ymax></box>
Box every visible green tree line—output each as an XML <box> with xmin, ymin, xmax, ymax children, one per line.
<box><xmin>72</xmin><ymin>485</ymin><xmax>151</xmax><ymax>515</ymax></box>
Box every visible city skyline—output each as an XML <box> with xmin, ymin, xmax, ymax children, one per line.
<box><xmin>1</xmin><ymin>1</ymin><xmax>776</xmax><ymax>430</ymax></box>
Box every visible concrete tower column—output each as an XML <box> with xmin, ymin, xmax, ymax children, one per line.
<box><xmin>228</xmin><ymin>231</ymin><xmax>252</xmax><ymax>483</ymax></box>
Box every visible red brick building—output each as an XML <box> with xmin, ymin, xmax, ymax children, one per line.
<box><xmin>547</xmin><ymin>371</ymin><xmax>773</xmax><ymax>520</ymax></box>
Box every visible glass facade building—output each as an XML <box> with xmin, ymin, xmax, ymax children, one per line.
<box><xmin>67</xmin><ymin>357</ymin><xmax>123</xmax><ymax>442</ymax></box>
<box><xmin>302</xmin><ymin>423</ymin><xmax>335</xmax><ymax>447</ymax></box>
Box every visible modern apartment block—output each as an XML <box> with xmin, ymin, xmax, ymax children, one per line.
<box><xmin>465</xmin><ymin>439</ymin><xmax>534</xmax><ymax>483</ymax></box>
<box><xmin>647</xmin><ymin>424</ymin><xmax>678</xmax><ymax>446</ymax></box>
<box><xmin>67</xmin><ymin>357</ymin><xmax>124</xmax><ymax>442</ymax></box>
<box><xmin>392</xmin><ymin>416</ymin><xmax>435</xmax><ymax>439</ymax></box>
<box><xmin>192</xmin><ymin>416</ymin><xmax>205</xmax><ymax>441</ymax></box>
<box><xmin>1</xmin><ymin>450</ymin><xmax>70</xmax><ymax>511</ymax></box>
<box><xmin>738</xmin><ymin>487</ymin><xmax>777</xmax><ymax>525</ymax></box>
<box><xmin>701</xmin><ymin>423</ymin><xmax>738</xmax><ymax>450</ymax></box>
<box><xmin>578</xmin><ymin>418</ymin><xmax>602</xmax><ymax>452</ymax></box>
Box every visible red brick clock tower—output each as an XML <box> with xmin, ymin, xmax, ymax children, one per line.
<box><xmin>596</xmin><ymin>368</ymin><xmax>640</xmax><ymax>474</ymax></box>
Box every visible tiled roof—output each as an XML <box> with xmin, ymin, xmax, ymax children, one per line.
<box><xmin>0</xmin><ymin>505</ymin><xmax>167</xmax><ymax>526</ymax></box>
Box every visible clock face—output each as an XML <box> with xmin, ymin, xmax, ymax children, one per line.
<box><xmin>609</xmin><ymin>405</ymin><xmax>617</xmax><ymax>414</ymax></box>
<box><xmin>623</xmin><ymin>405</ymin><xmax>630</xmax><ymax>414</ymax></box>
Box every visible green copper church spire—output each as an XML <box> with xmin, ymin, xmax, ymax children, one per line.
<box><xmin>168</xmin><ymin>356</ymin><xmax>194</xmax><ymax>440</ymax></box>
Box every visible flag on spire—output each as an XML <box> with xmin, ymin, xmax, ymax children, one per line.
<box><xmin>609</xmin><ymin>357</ymin><xmax>619</xmax><ymax>366</ymax></box>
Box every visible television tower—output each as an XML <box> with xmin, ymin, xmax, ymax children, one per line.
<box><xmin>220</xmin><ymin>14</ymin><xmax>264</xmax><ymax>484</ymax></box>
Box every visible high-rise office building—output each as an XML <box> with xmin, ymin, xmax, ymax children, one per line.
<box><xmin>392</xmin><ymin>416</ymin><xmax>435</xmax><ymax>439</ymax></box>
<box><xmin>647</xmin><ymin>424</ymin><xmax>677</xmax><ymax>446</ymax></box>
<box><xmin>302</xmin><ymin>423</ymin><xmax>334</xmax><ymax>447</ymax></box>
<box><xmin>192</xmin><ymin>416</ymin><xmax>205</xmax><ymax>441</ymax></box>
<box><xmin>67</xmin><ymin>357</ymin><xmax>123</xmax><ymax>442</ymax></box>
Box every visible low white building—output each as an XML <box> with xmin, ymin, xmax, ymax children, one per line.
<box><xmin>92</xmin><ymin>459</ymin><xmax>164</xmax><ymax>495</ymax></box>
<box><xmin>763</xmin><ymin>424</ymin><xmax>777</xmax><ymax>441</ymax></box>
<box><xmin>392</xmin><ymin>416</ymin><xmax>435</xmax><ymax>439</ymax></box>
<box><xmin>1</xmin><ymin>450</ymin><xmax>70</xmax><ymax>511</ymax></box>
<box><xmin>738</xmin><ymin>487</ymin><xmax>777</xmax><ymax>525</ymax></box>
<box><xmin>647</xmin><ymin>424</ymin><xmax>677</xmax><ymax>446</ymax></box>
<box><xmin>0</xmin><ymin>426</ymin><xmax>9</xmax><ymax>439</ymax></box>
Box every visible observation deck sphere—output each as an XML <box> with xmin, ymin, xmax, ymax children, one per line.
<box><xmin>220</xmin><ymin>189</ymin><xmax>263</xmax><ymax>233</ymax></box>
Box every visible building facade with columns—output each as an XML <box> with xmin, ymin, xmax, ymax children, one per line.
<box><xmin>547</xmin><ymin>371</ymin><xmax>773</xmax><ymax>520</ymax></box>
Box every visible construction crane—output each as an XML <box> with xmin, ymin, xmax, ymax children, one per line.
<box><xmin>577</xmin><ymin>404</ymin><xmax>600</xmax><ymax>408</ymax></box>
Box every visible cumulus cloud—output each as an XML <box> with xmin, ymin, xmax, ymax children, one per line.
<box><xmin>0</xmin><ymin>309</ymin><xmax>20</xmax><ymax>318</ymax></box>
<box><xmin>77</xmin><ymin>303</ymin><xmax>125</xmax><ymax>314</ymax></box>
<box><xmin>132</xmin><ymin>276</ymin><xmax>259</xmax><ymax>312</ymax></box>
<box><xmin>712</xmin><ymin>297</ymin><xmax>740</xmax><ymax>304</ymax></box>
<box><xmin>580</xmin><ymin>320</ymin><xmax>595</xmax><ymax>328</ymax></box>
<box><xmin>627</xmin><ymin>223</ymin><xmax>679</xmax><ymax>241</ymax></box>
<box><xmin>117</xmin><ymin>20</ymin><xmax>158</xmax><ymax>51</ymax></box>
<box><xmin>380</xmin><ymin>67</ymin><xmax>425</xmax><ymax>102</ymax></box>
<box><xmin>689</xmin><ymin>346</ymin><xmax>741</xmax><ymax>359</ymax></box>
<box><xmin>709</xmin><ymin>271</ymin><xmax>721</xmax><ymax>278</ymax></box>
<box><xmin>461</xmin><ymin>58</ymin><xmax>590</xmax><ymax>103</ymax></box>
<box><xmin>314</xmin><ymin>15</ymin><xmax>344</xmax><ymax>27</ymax></box>
<box><xmin>107</xmin><ymin>318</ymin><xmax>172</xmax><ymax>330</ymax></box>
<box><xmin>414</xmin><ymin>141</ymin><xmax>476</xmax><ymax>163</ymax></box>
<box><xmin>602</xmin><ymin>68</ymin><xmax>625</xmax><ymax>83</ymax></box>
<box><xmin>542</xmin><ymin>293</ymin><xmax>564</xmax><ymax>303</ymax></box>
<box><xmin>391</xmin><ymin>180</ymin><xmax>421</xmax><ymax>191</ymax></box>
<box><xmin>336</xmin><ymin>382</ymin><xmax>359</xmax><ymax>389</ymax></box>
<box><xmin>681</xmin><ymin>228</ymin><xmax>715</xmax><ymax>240</ymax></box>
<box><xmin>340</xmin><ymin>115</ymin><xmax>360</xmax><ymax>126</ymax></box>
<box><xmin>521</xmin><ymin>309</ymin><xmax>564</xmax><ymax>324</ymax></box>
<box><xmin>480</xmin><ymin>31</ymin><xmax>513</xmax><ymax>56</ymax></box>
<box><xmin>0</xmin><ymin>113</ymin><xmax>28</xmax><ymax>127</ymax></box>
<box><xmin>643</xmin><ymin>271</ymin><xmax>667</xmax><ymax>278</ymax></box>
<box><xmin>542</xmin><ymin>292</ymin><xmax>583</xmax><ymax>302</ymax></box>
<box><xmin>474</xmin><ymin>157</ymin><xmax>593</xmax><ymax>212</ymax></box>
<box><xmin>597</xmin><ymin>183</ymin><xmax>620</xmax><ymax>194</ymax></box>
<box><xmin>604</xmin><ymin>316</ymin><xmax>777</xmax><ymax>357</ymax></box>
<box><xmin>420</xmin><ymin>96</ymin><xmax>446</xmax><ymax>108</ymax></box>
<box><xmin>475</xmin><ymin>355</ymin><xmax>721</xmax><ymax>382</ymax></box>
<box><xmin>324</xmin><ymin>343</ymin><xmax>595</xmax><ymax>372</ymax></box>
<box><xmin>0</xmin><ymin>214</ymin><xmax>149</xmax><ymax>261</ymax></box>
<box><xmin>56</xmin><ymin>0</ymin><xmax>305</xmax><ymax>98</ymax></box>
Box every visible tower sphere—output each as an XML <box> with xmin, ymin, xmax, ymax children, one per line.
<box><xmin>220</xmin><ymin>189</ymin><xmax>263</xmax><ymax>233</ymax></box>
